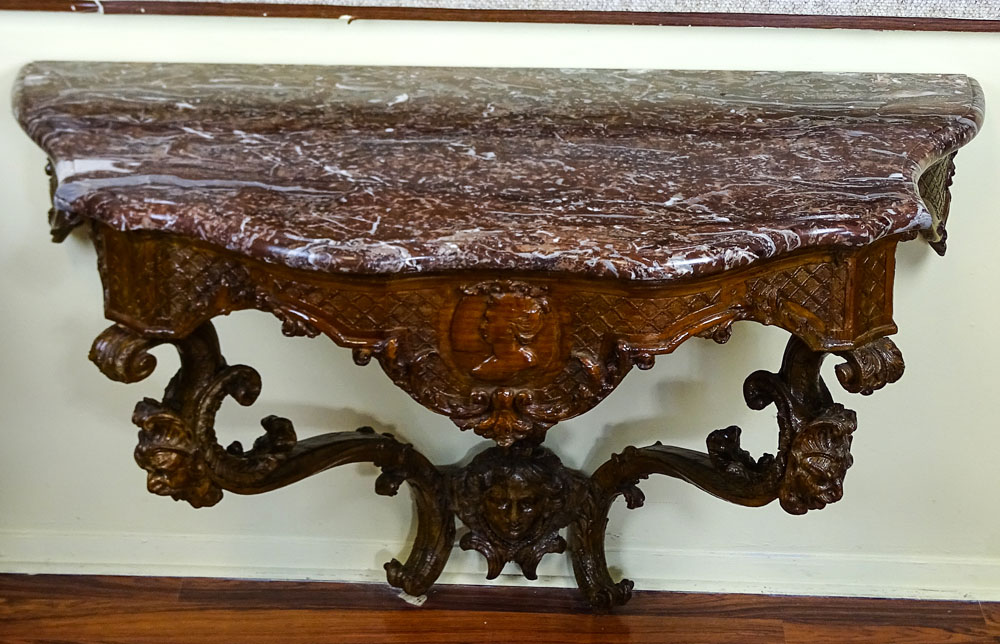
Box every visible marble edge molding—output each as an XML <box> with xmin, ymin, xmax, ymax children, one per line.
<box><xmin>2</xmin><ymin>0</ymin><xmax>1000</xmax><ymax>32</ymax></box>
<box><xmin>10</xmin><ymin>62</ymin><xmax>986</xmax><ymax>282</ymax></box>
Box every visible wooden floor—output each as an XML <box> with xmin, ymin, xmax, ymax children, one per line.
<box><xmin>0</xmin><ymin>574</ymin><xmax>997</xmax><ymax>643</ymax></box>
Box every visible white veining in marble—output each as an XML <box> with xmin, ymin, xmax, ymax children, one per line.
<box><xmin>13</xmin><ymin>62</ymin><xmax>985</xmax><ymax>281</ymax></box>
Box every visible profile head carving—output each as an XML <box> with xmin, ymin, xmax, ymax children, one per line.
<box><xmin>450</xmin><ymin>281</ymin><xmax>558</xmax><ymax>384</ymax></box>
<box><xmin>473</xmin><ymin>293</ymin><xmax>549</xmax><ymax>379</ymax></box>
<box><xmin>779</xmin><ymin>408</ymin><xmax>856</xmax><ymax>515</ymax></box>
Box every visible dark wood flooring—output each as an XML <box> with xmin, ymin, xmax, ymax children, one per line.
<box><xmin>0</xmin><ymin>574</ymin><xmax>996</xmax><ymax>643</ymax></box>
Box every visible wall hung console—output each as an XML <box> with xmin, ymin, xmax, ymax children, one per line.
<box><xmin>13</xmin><ymin>63</ymin><xmax>984</xmax><ymax>609</ymax></box>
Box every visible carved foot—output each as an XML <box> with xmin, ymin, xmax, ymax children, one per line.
<box><xmin>90</xmin><ymin>321</ymin><xmax>454</xmax><ymax>596</ymax></box>
<box><xmin>568</xmin><ymin>459</ymin><xmax>643</xmax><ymax>611</ymax></box>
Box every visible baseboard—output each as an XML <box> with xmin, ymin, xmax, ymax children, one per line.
<box><xmin>1</xmin><ymin>529</ymin><xmax>997</xmax><ymax>601</ymax></box>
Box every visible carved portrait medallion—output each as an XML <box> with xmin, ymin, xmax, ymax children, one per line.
<box><xmin>448</xmin><ymin>282</ymin><xmax>560</xmax><ymax>383</ymax></box>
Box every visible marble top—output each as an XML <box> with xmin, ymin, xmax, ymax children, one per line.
<box><xmin>13</xmin><ymin>62</ymin><xmax>984</xmax><ymax>281</ymax></box>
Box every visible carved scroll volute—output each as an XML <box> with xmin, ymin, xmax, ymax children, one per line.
<box><xmin>835</xmin><ymin>337</ymin><xmax>905</xmax><ymax>396</ymax></box>
<box><xmin>569</xmin><ymin>334</ymin><xmax>871</xmax><ymax>608</ymax></box>
<box><xmin>90</xmin><ymin>320</ymin><xmax>456</xmax><ymax>596</ymax></box>
<box><xmin>90</xmin><ymin>324</ymin><xmax>163</xmax><ymax>383</ymax></box>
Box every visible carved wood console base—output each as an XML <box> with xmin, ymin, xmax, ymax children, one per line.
<box><xmin>90</xmin><ymin>319</ymin><xmax>902</xmax><ymax>609</ymax></box>
<box><xmin>16</xmin><ymin>62</ymin><xmax>980</xmax><ymax>613</ymax></box>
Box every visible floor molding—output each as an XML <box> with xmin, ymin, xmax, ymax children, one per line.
<box><xmin>2</xmin><ymin>529</ymin><xmax>997</xmax><ymax>601</ymax></box>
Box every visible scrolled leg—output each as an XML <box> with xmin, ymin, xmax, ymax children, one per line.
<box><xmin>90</xmin><ymin>321</ymin><xmax>455</xmax><ymax>595</ymax></box>
<box><xmin>569</xmin><ymin>334</ymin><xmax>896</xmax><ymax>609</ymax></box>
<box><xmin>375</xmin><ymin>438</ymin><xmax>455</xmax><ymax>596</ymax></box>
<box><xmin>568</xmin><ymin>449</ymin><xmax>644</xmax><ymax>611</ymax></box>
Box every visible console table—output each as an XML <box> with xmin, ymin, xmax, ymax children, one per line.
<box><xmin>13</xmin><ymin>62</ymin><xmax>984</xmax><ymax>609</ymax></box>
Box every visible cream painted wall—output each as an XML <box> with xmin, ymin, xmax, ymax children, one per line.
<box><xmin>0</xmin><ymin>12</ymin><xmax>998</xmax><ymax>600</ymax></box>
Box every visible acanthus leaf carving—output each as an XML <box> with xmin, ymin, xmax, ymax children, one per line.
<box><xmin>778</xmin><ymin>404</ymin><xmax>857</xmax><ymax>515</ymax></box>
<box><xmin>568</xmin><ymin>333</ymin><xmax>877</xmax><ymax>609</ymax></box>
<box><xmin>835</xmin><ymin>337</ymin><xmax>904</xmax><ymax>395</ymax></box>
<box><xmin>132</xmin><ymin>396</ymin><xmax>223</xmax><ymax>508</ymax></box>
<box><xmin>706</xmin><ymin>425</ymin><xmax>778</xmax><ymax>481</ymax></box>
<box><xmin>255</xmin><ymin>293</ymin><xmax>322</xmax><ymax>338</ymax></box>
<box><xmin>918</xmin><ymin>152</ymin><xmax>958</xmax><ymax>256</ymax></box>
<box><xmin>90</xmin><ymin>320</ymin><xmax>455</xmax><ymax>597</ymax></box>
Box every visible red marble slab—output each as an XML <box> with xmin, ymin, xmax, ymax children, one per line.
<box><xmin>13</xmin><ymin>62</ymin><xmax>984</xmax><ymax>281</ymax></box>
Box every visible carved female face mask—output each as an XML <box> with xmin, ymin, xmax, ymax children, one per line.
<box><xmin>483</xmin><ymin>474</ymin><xmax>541</xmax><ymax>542</ymax></box>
